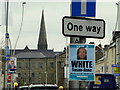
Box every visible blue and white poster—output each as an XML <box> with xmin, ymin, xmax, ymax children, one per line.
<box><xmin>69</xmin><ymin>44</ymin><xmax>95</xmax><ymax>81</ymax></box>
<box><xmin>8</xmin><ymin>57</ymin><xmax>17</xmax><ymax>74</ymax></box>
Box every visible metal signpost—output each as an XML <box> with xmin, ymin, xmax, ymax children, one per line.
<box><xmin>62</xmin><ymin>0</ymin><xmax>105</xmax><ymax>89</ymax></box>
<box><xmin>69</xmin><ymin>0</ymin><xmax>96</xmax><ymax>89</ymax></box>
<box><xmin>62</xmin><ymin>16</ymin><xmax>105</xmax><ymax>89</ymax></box>
<box><xmin>5</xmin><ymin>0</ymin><xmax>10</xmax><ymax>89</ymax></box>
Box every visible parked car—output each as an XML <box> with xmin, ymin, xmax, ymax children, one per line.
<box><xmin>18</xmin><ymin>86</ymin><xmax>29</xmax><ymax>90</ymax></box>
<box><xmin>29</xmin><ymin>84</ymin><xmax>59</xmax><ymax>90</ymax></box>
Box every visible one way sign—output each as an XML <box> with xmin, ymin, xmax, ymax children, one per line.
<box><xmin>62</xmin><ymin>16</ymin><xmax>105</xmax><ymax>39</ymax></box>
<box><xmin>72</xmin><ymin>0</ymin><xmax>96</xmax><ymax>17</ymax></box>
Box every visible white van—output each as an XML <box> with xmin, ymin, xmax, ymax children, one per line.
<box><xmin>29</xmin><ymin>84</ymin><xmax>59</xmax><ymax>90</ymax></box>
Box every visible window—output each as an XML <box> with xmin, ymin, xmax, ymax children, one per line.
<box><xmin>26</xmin><ymin>63</ymin><xmax>28</xmax><ymax>69</ymax></box>
<box><xmin>32</xmin><ymin>73</ymin><xmax>35</xmax><ymax>77</ymax></box>
<box><xmin>18</xmin><ymin>73</ymin><xmax>20</xmax><ymax>77</ymax></box>
<box><xmin>18</xmin><ymin>63</ymin><xmax>21</xmax><ymax>68</ymax></box>
<box><xmin>39</xmin><ymin>73</ymin><xmax>41</xmax><ymax>77</ymax></box>
<box><xmin>61</xmin><ymin>62</ymin><xmax>64</xmax><ymax>68</ymax></box>
<box><xmin>32</xmin><ymin>62</ymin><xmax>35</xmax><ymax>68</ymax></box>
<box><xmin>38</xmin><ymin>63</ymin><xmax>42</xmax><ymax>68</ymax></box>
<box><xmin>101</xmin><ymin>66</ymin><xmax>103</xmax><ymax>72</ymax></box>
<box><xmin>104</xmin><ymin>79</ymin><xmax>109</xmax><ymax>83</ymax></box>
<box><xmin>24</xmin><ymin>73</ymin><xmax>26</xmax><ymax>76</ymax></box>
<box><xmin>117</xmin><ymin>39</ymin><xmax>120</xmax><ymax>54</ymax></box>
<box><xmin>106</xmin><ymin>66</ymin><xmax>108</xmax><ymax>72</ymax></box>
<box><xmin>50</xmin><ymin>62</ymin><xmax>54</xmax><ymax>68</ymax></box>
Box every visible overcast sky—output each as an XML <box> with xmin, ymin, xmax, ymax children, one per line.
<box><xmin>0</xmin><ymin>0</ymin><xmax>120</xmax><ymax>51</ymax></box>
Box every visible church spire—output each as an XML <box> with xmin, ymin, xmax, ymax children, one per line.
<box><xmin>38</xmin><ymin>10</ymin><xmax>48</xmax><ymax>50</ymax></box>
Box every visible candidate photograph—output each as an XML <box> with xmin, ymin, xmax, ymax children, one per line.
<box><xmin>77</xmin><ymin>48</ymin><xmax>87</xmax><ymax>60</ymax></box>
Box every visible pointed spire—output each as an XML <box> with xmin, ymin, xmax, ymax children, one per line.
<box><xmin>24</xmin><ymin>45</ymin><xmax>29</xmax><ymax>52</ymax></box>
<box><xmin>37</xmin><ymin>10</ymin><xmax>48</xmax><ymax>50</ymax></box>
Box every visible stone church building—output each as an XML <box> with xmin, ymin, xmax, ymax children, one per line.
<box><xmin>13</xmin><ymin>10</ymin><xmax>65</xmax><ymax>86</ymax></box>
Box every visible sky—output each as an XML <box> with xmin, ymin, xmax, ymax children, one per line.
<box><xmin>0</xmin><ymin>0</ymin><xmax>120</xmax><ymax>51</ymax></box>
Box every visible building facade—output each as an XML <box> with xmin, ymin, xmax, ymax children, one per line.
<box><xmin>16</xmin><ymin>51</ymin><xmax>65</xmax><ymax>86</ymax></box>
<box><xmin>11</xmin><ymin>10</ymin><xmax>65</xmax><ymax>86</ymax></box>
<box><xmin>95</xmin><ymin>44</ymin><xmax>116</xmax><ymax>74</ymax></box>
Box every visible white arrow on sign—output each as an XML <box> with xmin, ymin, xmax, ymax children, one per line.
<box><xmin>81</xmin><ymin>0</ymin><xmax>87</xmax><ymax>15</ymax></box>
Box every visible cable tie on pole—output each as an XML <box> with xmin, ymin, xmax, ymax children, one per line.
<box><xmin>6</xmin><ymin>33</ymin><xmax>9</xmax><ymax>39</ymax></box>
<box><xmin>5</xmin><ymin>46</ymin><xmax>10</xmax><ymax>61</ymax></box>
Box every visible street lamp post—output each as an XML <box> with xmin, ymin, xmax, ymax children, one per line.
<box><xmin>45</xmin><ymin>58</ymin><xmax>47</xmax><ymax>84</ymax></box>
<box><xmin>4</xmin><ymin>0</ymin><xmax>10</xmax><ymax>89</ymax></box>
<box><xmin>0</xmin><ymin>61</ymin><xmax>2</xmax><ymax>90</ymax></box>
<box><xmin>56</xmin><ymin>54</ymin><xmax>58</xmax><ymax>85</ymax></box>
<box><xmin>29</xmin><ymin>58</ymin><xmax>30</xmax><ymax>85</ymax></box>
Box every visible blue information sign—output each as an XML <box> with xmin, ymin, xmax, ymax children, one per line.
<box><xmin>112</xmin><ymin>64</ymin><xmax>120</xmax><ymax>67</ymax></box>
<box><xmin>69</xmin><ymin>44</ymin><xmax>95</xmax><ymax>81</ymax></box>
<box><xmin>112</xmin><ymin>64</ymin><xmax>120</xmax><ymax>76</ymax></box>
<box><xmin>72</xmin><ymin>0</ymin><xmax>96</xmax><ymax>17</ymax></box>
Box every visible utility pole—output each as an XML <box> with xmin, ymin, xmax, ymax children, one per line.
<box><xmin>116</xmin><ymin>1</ymin><xmax>120</xmax><ymax>88</ymax></box>
<box><xmin>0</xmin><ymin>61</ymin><xmax>2</xmax><ymax>90</ymax></box>
<box><xmin>45</xmin><ymin>58</ymin><xmax>47</xmax><ymax>84</ymax></box>
<box><xmin>29</xmin><ymin>58</ymin><xmax>30</xmax><ymax>85</ymax></box>
<box><xmin>56</xmin><ymin>54</ymin><xmax>58</xmax><ymax>84</ymax></box>
<box><xmin>69</xmin><ymin>37</ymin><xmax>86</xmax><ymax>89</ymax></box>
<box><xmin>117</xmin><ymin>1</ymin><xmax>120</xmax><ymax>31</ymax></box>
<box><xmin>5</xmin><ymin>0</ymin><xmax>10</xmax><ymax>89</ymax></box>
<box><xmin>69</xmin><ymin>1</ymin><xmax>86</xmax><ymax>89</ymax></box>
<box><xmin>63</xmin><ymin>0</ymin><xmax>97</xmax><ymax>89</ymax></box>
<box><xmin>64</xmin><ymin>37</ymin><xmax>69</xmax><ymax>89</ymax></box>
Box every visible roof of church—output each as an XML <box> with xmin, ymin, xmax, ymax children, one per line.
<box><xmin>14</xmin><ymin>49</ymin><xmax>57</xmax><ymax>59</ymax></box>
<box><xmin>14</xmin><ymin>47</ymin><xmax>63</xmax><ymax>59</ymax></box>
<box><xmin>13</xmin><ymin>10</ymin><xmax>63</xmax><ymax>59</ymax></box>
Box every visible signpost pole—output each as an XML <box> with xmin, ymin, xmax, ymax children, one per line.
<box><xmin>5</xmin><ymin>0</ymin><xmax>10</xmax><ymax>89</ymax></box>
<box><xmin>116</xmin><ymin>1</ymin><xmax>120</xmax><ymax>88</ymax></box>
<box><xmin>69</xmin><ymin>37</ymin><xmax>86</xmax><ymax>89</ymax></box>
<box><xmin>67</xmin><ymin>0</ymin><xmax>97</xmax><ymax>89</ymax></box>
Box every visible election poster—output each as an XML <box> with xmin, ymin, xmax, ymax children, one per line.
<box><xmin>69</xmin><ymin>44</ymin><xmax>95</xmax><ymax>81</ymax></box>
<box><xmin>8</xmin><ymin>57</ymin><xmax>17</xmax><ymax>74</ymax></box>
